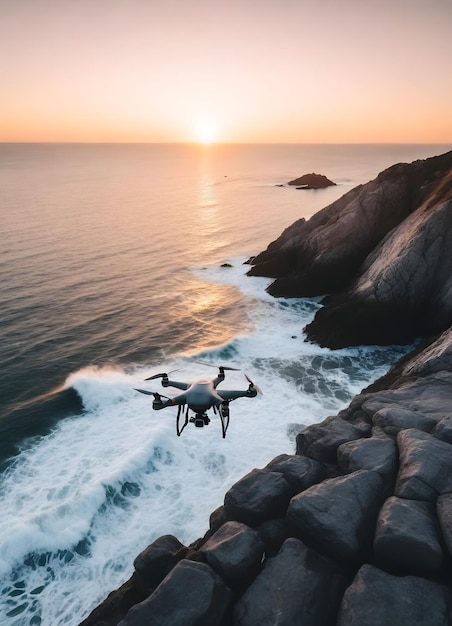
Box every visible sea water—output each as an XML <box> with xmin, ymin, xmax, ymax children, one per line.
<box><xmin>0</xmin><ymin>143</ymin><xmax>449</xmax><ymax>624</ymax></box>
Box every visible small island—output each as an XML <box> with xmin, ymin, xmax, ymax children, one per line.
<box><xmin>288</xmin><ymin>172</ymin><xmax>336</xmax><ymax>189</ymax></box>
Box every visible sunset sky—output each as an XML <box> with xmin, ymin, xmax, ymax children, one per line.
<box><xmin>1</xmin><ymin>0</ymin><xmax>451</xmax><ymax>143</ymax></box>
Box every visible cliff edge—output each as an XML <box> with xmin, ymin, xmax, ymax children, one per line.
<box><xmin>248</xmin><ymin>151</ymin><xmax>452</xmax><ymax>348</ymax></box>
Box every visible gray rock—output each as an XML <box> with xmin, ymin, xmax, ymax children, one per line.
<box><xmin>265</xmin><ymin>453</ymin><xmax>326</xmax><ymax>495</ymax></box>
<box><xmin>255</xmin><ymin>517</ymin><xmax>286</xmax><ymax>557</ymax></box>
<box><xmin>432</xmin><ymin>416</ymin><xmax>452</xmax><ymax>443</ymax></box>
<box><xmin>337</xmin><ymin>564</ymin><xmax>452</xmax><ymax>626</ymax></box>
<box><xmin>200</xmin><ymin>521</ymin><xmax>264</xmax><ymax>588</ymax></box>
<box><xmin>286</xmin><ymin>470</ymin><xmax>383</xmax><ymax>562</ymax></box>
<box><xmin>133</xmin><ymin>534</ymin><xmax>187</xmax><ymax>592</ymax></box>
<box><xmin>437</xmin><ymin>493</ymin><xmax>452</xmax><ymax>557</ymax></box>
<box><xmin>395</xmin><ymin>429</ymin><xmax>452</xmax><ymax>500</ymax></box>
<box><xmin>209</xmin><ymin>505</ymin><xmax>232</xmax><ymax>533</ymax></box>
<box><xmin>223</xmin><ymin>468</ymin><xmax>292</xmax><ymax>526</ymax></box>
<box><xmin>356</xmin><ymin>375</ymin><xmax>452</xmax><ymax>430</ymax></box>
<box><xmin>233</xmin><ymin>538</ymin><xmax>347</xmax><ymax>626</ymax></box>
<box><xmin>373</xmin><ymin>496</ymin><xmax>443</xmax><ymax>573</ymax></box>
<box><xmin>119</xmin><ymin>559</ymin><xmax>230</xmax><ymax>626</ymax></box>
<box><xmin>306</xmin><ymin>194</ymin><xmax>452</xmax><ymax>347</ymax></box>
<box><xmin>337</xmin><ymin>436</ymin><xmax>398</xmax><ymax>482</ymax></box>
<box><xmin>372</xmin><ymin>405</ymin><xmax>437</xmax><ymax>437</ymax></box>
<box><xmin>295</xmin><ymin>416</ymin><xmax>371</xmax><ymax>464</ymax></box>
<box><xmin>398</xmin><ymin>326</ymin><xmax>452</xmax><ymax>378</ymax></box>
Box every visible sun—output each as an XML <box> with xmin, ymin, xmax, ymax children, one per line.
<box><xmin>193</xmin><ymin>117</ymin><xmax>219</xmax><ymax>144</ymax></box>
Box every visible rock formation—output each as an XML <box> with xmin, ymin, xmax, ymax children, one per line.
<box><xmin>287</xmin><ymin>172</ymin><xmax>336</xmax><ymax>189</ymax></box>
<box><xmin>248</xmin><ymin>151</ymin><xmax>452</xmax><ymax>348</ymax></box>
<box><xmin>80</xmin><ymin>328</ymin><xmax>452</xmax><ymax>625</ymax></box>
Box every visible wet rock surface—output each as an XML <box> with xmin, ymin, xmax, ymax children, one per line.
<box><xmin>337</xmin><ymin>564</ymin><xmax>452</xmax><ymax>626</ymax></box>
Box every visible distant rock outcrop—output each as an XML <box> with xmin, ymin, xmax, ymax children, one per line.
<box><xmin>248</xmin><ymin>151</ymin><xmax>452</xmax><ymax>348</ymax></box>
<box><xmin>287</xmin><ymin>172</ymin><xmax>336</xmax><ymax>189</ymax></box>
<box><xmin>80</xmin><ymin>328</ymin><xmax>452</xmax><ymax>625</ymax></box>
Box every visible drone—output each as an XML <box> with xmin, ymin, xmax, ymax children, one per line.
<box><xmin>134</xmin><ymin>364</ymin><xmax>262</xmax><ymax>438</ymax></box>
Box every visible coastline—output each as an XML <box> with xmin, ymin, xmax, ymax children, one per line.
<box><xmin>81</xmin><ymin>150</ymin><xmax>452</xmax><ymax>625</ymax></box>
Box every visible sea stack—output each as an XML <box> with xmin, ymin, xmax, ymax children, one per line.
<box><xmin>287</xmin><ymin>172</ymin><xmax>336</xmax><ymax>189</ymax></box>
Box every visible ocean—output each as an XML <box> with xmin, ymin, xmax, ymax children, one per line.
<box><xmin>1</xmin><ymin>142</ymin><xmax>449</xmax><ymax>624</ymax></box>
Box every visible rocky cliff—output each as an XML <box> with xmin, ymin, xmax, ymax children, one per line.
<box><xmin>248</xmin><ymin>151</ymin><xmax>452</xmax><ymax>348</ymax></box>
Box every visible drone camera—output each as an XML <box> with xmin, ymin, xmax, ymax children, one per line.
<box><xmin>191</xmin><ymin>414</ymin><xmax>210</xmax><ymax>428</ymax></box>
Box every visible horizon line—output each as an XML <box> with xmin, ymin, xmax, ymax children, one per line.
<box><xmin>1</xmin><ymin>141</ymin><xmax>452</xmax><ymax>146</ymax></box>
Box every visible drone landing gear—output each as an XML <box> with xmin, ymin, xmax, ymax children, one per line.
<box><xmin>220</xmin><ymin>402</ymin><xmax>230</xmax><ymax>439</ymax></box>
<box><xmin>176</xmin><ymin>404</ymin><xmax>189</xmax><ymax>436</ymax></box>
<box><xmin>176</xmin><ymin>404</ymin><xmax>230</xmax><ymax>438</ymax></box>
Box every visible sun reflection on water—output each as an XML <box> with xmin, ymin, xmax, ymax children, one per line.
<box><xmin>195</xmin><ymin>151</ymin><xmax>227</xmax><ymax>260</ymax></box>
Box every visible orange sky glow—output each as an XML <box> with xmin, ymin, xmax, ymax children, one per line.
<box><xmin>1</xmin><ymin>0</ymin><xmax>451</xmax><ymax>144</ymax></box>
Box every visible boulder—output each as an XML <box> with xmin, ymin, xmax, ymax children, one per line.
<box><xmin>255</xmin><ymin>517</ymin><xmax>287</xmax><ymax>557</ymax></box>
<box><xmin>344</xmin><ymin>374</ymin><xmax>452</xmax><ymax>430</ymax></box>
<box><xmin>287</xmin><ymin>172</ymin><xmax>336</xmax><ymax>189</ymax></box>
<box><xmin>209</xmin><ymin>505</ymin><xmax>232</xmax><ymax>533</ymax></box>
<box><xmin>233</xmin><ymin>538</ymin><xmax>348</xmax><ymax>626</ymax></box>
<box><xmin>371</xmin><ymin>405</ymin><xmax>437</xmax><ymax>437</ymax></box>
<box><xmin>200</xmin><ymin>521</ymin><xmax>264</xmax><ymax>589</ymax></box>
<box><xmin>118</xmin><ymin>559</ymin><xmax>230</xmax><ymax>626</ymax></box>
<box><xmin>265</xmin><ymin>453</ymin><xmax>326</xmax><ymax>494</ymax></box>
<box><xmin>286</xmin><ymin>470</ymin><xmax>384</xmax><ymax>563</ymax></box>
<box><xmin>437</xmin><ymin>493</ymin><xmax>452</xmax><ymax>558</ymax></box>
<box><xmin>133</xmin><ymin>534</ymin><xmax>187</xmax><ymax>592</ymax></box>
<box><xmin>337</xmin><ymin>436</ymin><xmax>398</xmax><ymax>482</ymax></box>
<box><xmin>223</xmin><ymin>468</ymin><xmax>292</xmax><ymax>526</ymax></box>
<box><xmin>395</xmin><ymin>429</ymin><xmax>452</xmax><ymax>500</ymax></box>
<box><xmin>337</xmin><ymin>564</ymin><xmax>452</xmax><ymax>626</ymax></box>
<box><xmin>432</xmin><ymin>417</ymin><xmax>452</xmax><ymax>444</ymax></box>
<box><xmin>295</xmin><ymin>415</ymin><xmax>371</xmax><ymax>464</ymax></box>
<box><xmin>373</xmin><ymin>496</ymin><xmax>443</xmax><ymax>573</ymax></box>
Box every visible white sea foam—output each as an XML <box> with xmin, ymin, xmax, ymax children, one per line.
<box><xmin>0</xmin><ymin>261</ymin><xmax>406</xmax><ymax>625</ymax></box>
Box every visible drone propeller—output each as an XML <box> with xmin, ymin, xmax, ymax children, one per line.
<box><xmin>144</xmin><ymin>368</ymin><xmax>179</xmax><ymax>381</ymax></box>
<box><xmin>134</xmin><ymin>388</ymin><xmax>171</xmax><ymax>400</ymax></box>
<box><xmin>145</xmin><ymin>373</ymin><xmax>166</xmax><ymax>381</ymax></box>
<box><xmin>244</xmin><ymin>373</ymin><xmax>263</xmax><ymax>395</ymax></box>
<box><xmin>194</xmin><ymin>361</ymin><xmax>240</xmax><ymax>371</ymax></box>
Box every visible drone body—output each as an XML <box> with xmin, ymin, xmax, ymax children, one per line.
<box><xmin>135</xmin><ymin>365</ymin><xmax>261</xmax><ymax>437</ymax></box>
